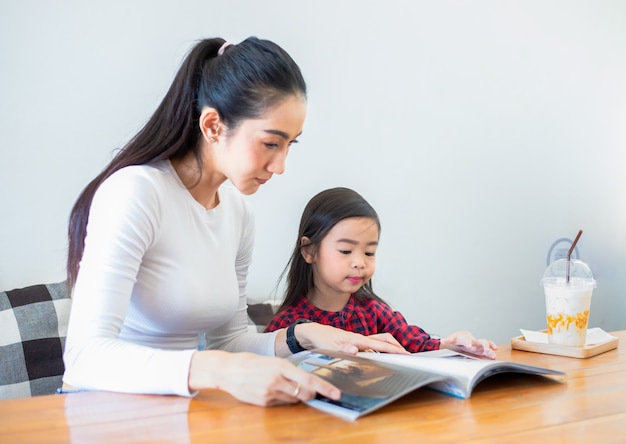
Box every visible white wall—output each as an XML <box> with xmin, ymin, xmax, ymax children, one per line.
<box><xmin>1</xmin><ymin>1</ymin><xmax>625</xmax><ymax>344</ymax></box>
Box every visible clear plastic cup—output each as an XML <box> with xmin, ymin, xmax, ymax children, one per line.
<box><xmin>541</xmin><ymin>259</ymin><xmax>596</xmax><ymax>347</ymax></box>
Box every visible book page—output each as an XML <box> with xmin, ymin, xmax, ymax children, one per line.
<box><xmin>357</xmin><ymin>351</ymin><xmax>479</xmax><ymax>397</ymax></box>
<box><xmin>357</xmin><ymin>350</ymin><xmax>565</xmax><ymax>398</ymax></box>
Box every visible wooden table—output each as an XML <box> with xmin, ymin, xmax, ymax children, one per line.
<box><xmin>1</xmin><ymin>331</ymin><xmax>624</xmax><ymax>443</ymax></box>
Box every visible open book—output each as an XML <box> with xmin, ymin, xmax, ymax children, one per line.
<box><xmin>287</xmin><ymin>348</ymin><xmax>565</xmax><ymax>421</ymax></box>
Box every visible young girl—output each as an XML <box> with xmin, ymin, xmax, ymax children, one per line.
<box><xmin>265</xmin><ymin>187</ymin><xmax>497</xmax><ymax>358</ymax></box>
<box><xmin>62</xmin><ymin>38</ymin><xmax>405</xmax><ymax>407</ymax></box>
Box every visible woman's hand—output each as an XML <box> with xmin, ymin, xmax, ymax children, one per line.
<box><xmin>440</xmin><ymin>330</ymin><xmax>498</xmax><ymax>359</ymax></box>
<box><xmin>188</xmin><ymin>350</ymin><xmax>341</xmax><ymax>406</ymax></box>
<box><xmin>283</xmin><ymin>323</ymin><xmax>410</xmax><ymax>356</ymax></box>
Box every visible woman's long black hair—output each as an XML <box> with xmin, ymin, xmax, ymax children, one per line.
<box><xmin>67</xmin><ymin>37</ymin><xmax>306</xmax><ymax>287</ymax></box>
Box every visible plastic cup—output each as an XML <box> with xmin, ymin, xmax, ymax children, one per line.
<box><xmin>541</xmin><ymin>259</ymin><xmax>596</xmax><ymax>347</ymax></box>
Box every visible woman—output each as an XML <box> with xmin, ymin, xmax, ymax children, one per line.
<box><xmin>63</xmin><ymin>37</ymin><xmax>405</xmax><ymax>407</ymax></box>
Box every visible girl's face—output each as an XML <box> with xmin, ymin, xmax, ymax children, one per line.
<box><xmin>215</xmin><ymin>94</ymin><xmax>306</xmax><ymax>195</ymax></box>
<box><xmin>304</xmin><ymin>217</ymin><xmax>379</xmax><ymax>302</ymax></box>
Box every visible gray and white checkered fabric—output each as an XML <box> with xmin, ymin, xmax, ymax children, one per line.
<box><xmin>0</xmin><ymin>281</ymin><xmax>71</xmax><ymax>399</ymax></box>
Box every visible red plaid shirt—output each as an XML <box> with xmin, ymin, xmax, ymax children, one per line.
<box><xmin>264</xmin><ymin>295</ymin><xmax>440</xmax><ymax>353</ymax></box>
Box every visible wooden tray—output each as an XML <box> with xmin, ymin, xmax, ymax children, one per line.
<box><xmin>511</xmin><ymin>331</ymin><xmax>619</xmax><ymax>359</ymax></box>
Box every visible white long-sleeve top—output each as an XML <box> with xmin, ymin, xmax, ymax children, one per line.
<box><xmin>63</xmin><ymin>160</ymin><xmax>278</xmax><ymax>396</ymax></box>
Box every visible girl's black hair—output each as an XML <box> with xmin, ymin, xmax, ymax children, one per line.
<box><xmin>67</xmin><ymin>37</ymin><xmax>306</xmax><ymax>287</ymax></box>
<box><xmin>276</xmin><ymin>187</ymin><xmax>388</xmax><ymax>313</ymax></box>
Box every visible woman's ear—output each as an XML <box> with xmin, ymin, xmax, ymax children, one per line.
<box><xmin>300</xmin><ymin>236</ymin><xmax>315</xmax><ymax>264</ymax></box>
<box><xmin>198</xmin><ymin>107</ymin><xmax>222</xmax><ymax>143</ymax></box>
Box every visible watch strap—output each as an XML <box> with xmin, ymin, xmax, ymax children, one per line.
<box><xmin>286</xmin><ymin>319</ymin><xmax>311</xmax><ymax>354</ymax></box>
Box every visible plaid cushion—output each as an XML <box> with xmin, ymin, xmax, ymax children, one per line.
<box><xmin>0</xmin><ymin>281</ymin><xmax>71</xmax><ymax>399</ymax></box>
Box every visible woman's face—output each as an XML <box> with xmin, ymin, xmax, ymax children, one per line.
<box><xmin>216</xmin><ymin>94</ymin><xmax>307</xmax><ymax>195</ymax></box>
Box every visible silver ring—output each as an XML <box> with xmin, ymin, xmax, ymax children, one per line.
<box><xmin>293</xmin><ymin>384</ymin><xmax>301</xmax><ymax>397</ymax></box>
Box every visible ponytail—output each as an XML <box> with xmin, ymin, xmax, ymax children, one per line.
<box><xmin>67</xmin><ymin>37</ymin><xmax>306</xmax><ymax>286</ymax></box>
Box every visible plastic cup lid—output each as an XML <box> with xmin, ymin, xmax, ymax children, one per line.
<box><xmin>541</xmin><ymin>258</ymin><xmax>597</xmax><ymax>287</ymax></box>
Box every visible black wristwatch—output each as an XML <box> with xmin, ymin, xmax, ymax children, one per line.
<box><xmin>286</xmin><ymin>319</ymin><xmax>312</xmax><ymax>354</ymax></box>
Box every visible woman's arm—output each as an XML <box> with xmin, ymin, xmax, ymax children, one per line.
<box><xmin>273</xmin><ymin>322</ymin><xmax>408</xmax><ymax>358</ymax></box>
<box><xmin>188</xmin><ymin>349</ymin><xmax>340</xmax><ymax>406</ymax></box>
<box><xmin>64</xmin><ymin>168</ymin><xmax>198</xmax><ymax>395</ymax></box>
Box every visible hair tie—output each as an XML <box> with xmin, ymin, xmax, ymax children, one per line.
<box><xmin>218</xmin><ymin>41</ymin><xmax>233</xmax><ymax>56</ymax></box>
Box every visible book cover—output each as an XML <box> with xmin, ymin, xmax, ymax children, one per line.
<box><xmin>287</xmin><ymin>349</ymin><xmax>565</xmax><ymax>420</ymax></box>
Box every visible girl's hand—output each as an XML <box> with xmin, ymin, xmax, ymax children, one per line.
<box><xmin>440</xmin><ymin>330</ymin><xmax>498</xmax><ymax>359</ymax></box>
<box><xmin>189</xmin><ymin>350</ymin><xmax>341</xmax><ymax>406</ymax></box>
<box><xmin>293</xmin><ymin>323</ymin><xmax>410</xmax><ymax>355</ymax></box>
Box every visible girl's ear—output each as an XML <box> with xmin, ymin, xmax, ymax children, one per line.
<box><xmin>300</xmin><ymin>236</ymin><xmax>315</xmax><ymax>264</ymax></box>
<box><xmin>198</xmin><ymin>107</ymin><xmax>222</xmax><ymax>143</ymax></box>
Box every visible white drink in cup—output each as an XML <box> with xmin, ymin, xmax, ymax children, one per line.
<box><xmin>541</xmin><ymin>259</ymin><xmax>596</xmax><ymax>347</ymax></box>
<box><xmin>544</xmin><ymin>282</ymin><xmax>593</xmax><ymax>346</ymax></box>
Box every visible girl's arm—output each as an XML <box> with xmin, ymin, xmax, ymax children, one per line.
<box><xmin>440</xmin><ymin>330</ymin><xmax>498</xmax><ymax>359</ymax></box>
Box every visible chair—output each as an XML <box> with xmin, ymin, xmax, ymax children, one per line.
<box><xmin>247</xmin><ymin>301</ymin><xmax>279</xmax><ymax>332</ymax></box>
<box><xmin>0</xmin><ymin>281</ymin><xmax>71</xmax><ymax>399</ymax></box>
